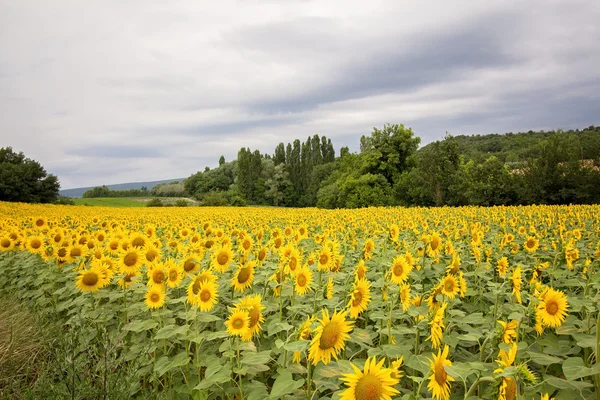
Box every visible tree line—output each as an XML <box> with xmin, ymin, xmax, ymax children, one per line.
<box><xmin>184</xmin><ymin>125</ymin><xmax>600</xmax><ymax>207</ymax></box>
<box><xmin>82</xmin><ymin>181</ymin><xmax>187</xmax><ymax>198</ymax></box>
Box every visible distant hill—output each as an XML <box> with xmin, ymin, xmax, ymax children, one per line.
<box><xmin>60</xmin><ymin>178</ymin><xmax>186</xmax><ymax>198</ymax></box>
<box><xmin>420</xmin><ymin>125</ymin><xmax>600</xmax><ymax>163</ymax></box>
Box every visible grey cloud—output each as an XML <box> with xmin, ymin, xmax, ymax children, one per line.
<box><xmin>68</xmin><ymin>145</ymin><xmax>164</xmax><ymax>159</ymax></box>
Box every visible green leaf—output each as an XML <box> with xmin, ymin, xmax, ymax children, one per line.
<box><xmin>562</xmin><ymin>357</ymin><xmax>600</xmax><ymax>381</ymax></box>
<box><xmin>124</xmin><ymin>319</ymin><xmax>158</xmax><ymax>333</ymax></box>
<box><xmin>241</xmin><ymin>350</ymin><xmax>272</xmax><ymax>366</ymax></box>
<box><xmin>405</xmin><ymin>354</ymin><xmax>430</xmax><ymax>375</ymax></box>
<box><xmin>284</xmin><ymin>340</ymin><xmax>309</xmax><ymax>352</ymax></box>
<box><xmin>526</xmin><ymin>351</ymin><xmax>562</xmax><ymax>366</ymax></box>
<box><xmin>545</xmin><ymin>376</ymin><xmax>593</xmax><ymax>390</ymax></box>
<box><xmin>269</xmin><ymin>371</ymin><xmax>304</xmax><ymax>399</ymax></box>
<box><xmin>154</xmin><ymin>324</ymin><xmax>189</xmax><ymax>340</ymax></box>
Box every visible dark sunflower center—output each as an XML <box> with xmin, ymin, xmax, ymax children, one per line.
<box><xmin>248</xmin><ymin>307</ymin><xmax>259</xmax><ymax>328</ymax></box>
<box><xmin>393</xmin><ymin>263</ymin><xmax>404</xmax><ymax>276</ymax></box>
<box><xmin>182</xmin><ymin>259</ymin><xmax>195</xmax><ymax>272</ymax></box>
<box><xmin>31</xmin><ymin>239</ymin><xmax>42</xmax><ymax>249</ymax></box>
<box><xmin>146</xmin><ymin>250</ymin><xmax>158</xmax><ymax>262</ymax></box>
<box><xmin>232</xmin><ymin>318</ymin><xmax>244</xmax><ymax>330</ymax></box>
<box><xmin>319</xmin><ymin>254</ymin><xmax>329</xmax><ymax>265</ymax></box>
<box><xmin>527</xmin><ymin>239</ymin><xmax>535</xmax><ymax>248</ymax></box>
<box><xmin>431</xmin><ymin>238</ymin><xmax>440</xmax><ymax>251</ymax></box>
<box><xmin>352</xmin><ymin>291</ymin><xmax>363</xmax><ymax>307</ymax></box>
<box><xmin>243</xmin><ymin>240</ymin><xmax>251</xmax><ymax>250</ymax></box>
<box><xmin>200</xmin><ymin>289</ymin><xmax>211</xmax><ymax>302</ymax></box>
<box><xmin>546</xmin><ymin>301</ymin><xmax>559</xmax><ymax>315</ymax></box>
<box><xmin>355</xmin><ymin>374</ymin><xmax>383</xmax><ymax>400</ymax></box>
<box><xmin>151</xmin><ymin>293</ymin><xmax>160</xmax><ymax>302</ymax></box>
<box><xmin>217</xmin><ymin>253</ymin><xmax>229</xmax><ymax>265</ymax></box>
<box><xmin>35</xmin><ymin>219</ymin><xmax>44</xmax><ymax>227</ymax></box>
<box><xmin>319</xmin><ymin>322</ymin><xmax>340</xmax><ymax>350</ymax></box>
<box><xmin>289</xmin><ymin>258</ymin><xmax>297</xmax><ymax>270</ymax></box>
<box><xmin>58</xmin><ymin>248</ymin><xmax>67</xmax><ymax>257</ymax></box>
<box><xmin>124</xmin><ymin>253</ymin><xmax>137</xmax><ymax>267</ymax></box>
<box><xmin>169</xmin><ymin>270</ymin><xmax>178</xmax><ymax>281</ymax></box>
<box><xmin>444</xmin><ymin>280</ymin><xmax>454</xmax><ymax>292</ymax></box>
<box><xmin>70</xmin><ymin>248</ymin><xmax>81</xmax><ymax>257</ymax></box>
<box><xmin>505</xmin><ymin>378</ymin><xmax>516</xmax><ymax>400</ymax></box>
<box><xmin>434</xmin><ymin>361</ymin><xmax>448</xmax><ymax>385</ymax></box>
<box><xmin>297</xmin><ymin>274</ymin><xmax>307</xmax><ymax>287</ymax></box>
<box><xmin>237</xmin><ymin>267</ymin><xmax>251</xmax><ymax>284</ymax></box>
<box><xmin>258</xmin><ymin>249</ymin><xmax>266</xmax><ymax>260</ymax></box>
<box><xmin>82</xmin><ymin>272</ymin><xmax>99</xmax><ymax>286</ymax></box>
<box><xmin>153</xmin><ymin>271</ymin><xmax>165</xmax><ymax>283</ymax></box>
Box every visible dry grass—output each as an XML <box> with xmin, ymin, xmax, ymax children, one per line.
<box><xmin>0</xmin><ymin>296</ymin><xmax>47</xmax><ymax>396</ymax></box>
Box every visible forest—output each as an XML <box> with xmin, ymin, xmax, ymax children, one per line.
<box><xmin>182</xmin><ymin>125</ymin><xmax>600</xmax><ymax>207</ymax></box>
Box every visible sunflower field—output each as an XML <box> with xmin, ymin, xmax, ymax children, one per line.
<box><xmin>1</xmin><ymin>202</ymin><xmax>599</xmax><ymax>400</ymax></box>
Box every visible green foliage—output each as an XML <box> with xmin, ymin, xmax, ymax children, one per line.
<box><xmin>183</xmin><ymin>125</ymin><xmax>600</xmax><ymax>208</ymax></box>
<box><xmin>73</xmin><ymin>197</ymin><xmax>148</xmax><ymax>207</ymax></box>
<box><xmin>146</xmin><ymin>198</ymin><xmax>164</xmax><ymax>207</ymax></box>
<box><xmin>0</xmin><ymin>147</ymin><xmax>60</xmax><ymax>203</ymax></box>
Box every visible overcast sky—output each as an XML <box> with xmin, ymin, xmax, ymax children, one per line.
<box><xmin>1</xmin><ymin>1</ymin><xmax>599</xmax><ymax>189</ymax></box>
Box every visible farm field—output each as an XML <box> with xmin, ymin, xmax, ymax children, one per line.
<box><xmin>72</xmin><ymin>197</ymin><xmax>198</xmax><ymax>207</ymax></box>
<box><xmin>0</xmin><ymin>202</ymin><xmax>599</xmax><ymax>399</ymax></box>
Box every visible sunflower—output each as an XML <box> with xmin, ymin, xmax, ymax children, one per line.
<box><xmin>317</xmin><ymin>246</ymin><xmax>333</xmax><ymax>271</ymax></box>
<box><xmin>498</xmin><ymin>320</ymin><xmax>518</xmax><ymax>344</ymax></box>
<box><xmin>165</xmin><ymin>260</ymin><xmax>183</xmax><ymax>288</ymax></box>
<box><xmin>458</xmin><ymin>271</ymin><xmax>467</xmax><ymax>298</ymax></box>
<box><xmin>75</xmin><ymin>265</ymin><xmax>107</xmax><ymax>292</ymax></box>
<box><xmin>212</xmin><ymin>245</ymin><xmax>234</xmax><ymax>273</ymax></box>
<box><xmin>537</xmin><ymin>288</ymin><xmax>568</xmax><ymax>328</ymax></box>
<box><xmin>33</xmin><ymin>216</ymin><xmax>47</xmax><ymax>230</ymax></box>
<box><xmin>326</xmin><ymin>277</ymin><xmax>334</xmax><ymax>300</ymax></box>
<box><xmin>143</xmin><ymin>242</ymin><xmax>162</xmax><ymax>264</ymax></box>
<box><xmin>355</xmin><ymin>259</ymin><xmax>367</xmax><ymax>280</ymax></box>
<box><xmin>427</xmin><ymin>302</ymin><xmax>447</xmax><ymax>349</ymax></box>
<box><xmin>399</xmin><ymin>283</ymin><xmax>411</xmax><ymax>311</ymax></box>
<box><xmin>524</xmin><ymin>236</ymin><xmax>539</xmax><ymax>253</ymax></box>
<box><xmin>446</xmin><ymin>254</ymin><xmax>460</xmax><ymax>275</ymax></box>
<box><xmin>129</xmin><ymin>232</ymin><xmax>148</xmax><ymax>249</ymax></box>
<box><xmin>496</xmin><ymin>257</ymin><xmax>509</xmax><ymax>277</ymax></box>
<box><xmin>147</xmin><ymin>263</ymin><xmax>167</xmax><ymax>288</ymax></box>
<box><xmin>181</xmin><ymin>254</ymin><xmax>201</xmax><ymax>275</ymax></box>
<box><xmin>144</xmin><ymin>286</ymin><xmax>166</xmax><ymax>309</ymax></box>
<box><xmin>197</xmin><ymin>280</ymin><xmax>219</xmax><ymax>312</ymax></box>
<box><xmin>339</xmin><ymin>357</ymin><xmax>400</xmax><ymax>400</ymax></box>
<box><xmin>66</xmin><ymin>244</ymin><xmax>86</xmax><ymax>264</ymax></box>
<box><xmin>118</xmin><ymin>247</ymin><xmax>144</xmax><ymax>275</ymax></box>
<box><xmin>511</xmin><ymin>266</ymin><xmax>522</xmax><ymax>304</ymax></box>
<box><xmin>440</xmin><ymin>275</ymin><xmax>459</xmax><ymax>299</ymax></box>
<box><xmin>308</xmin><ymin>309</ymin><xmax>353</xmax><ymax>365</ymax></box>
<box><xmin>0</xmin><ymin>236</ymin><xmax>15</xmax><ymax>252</ymax></box>
<box><xmin>348</xmin><ymin>278</ymin><xmax>371</xmax><ymax>319</ymax></box>
<box><xmin>390</xmin><ymin>356</ymin><xmax>404</xmax><ymax>380</ymax></box>
<box><xmin>25</xmin><ymin>235</ymin><xmax>45</xmax><ymax>254</ymax></box>
<box><xmin>226</xmin><ymin>309</ymin><xmax>250</xmax><ymax>338</ymax></box>
<box><xmin>428</xmin><ymin>232</ymin><xmax>442</xmax><ymax>255</ymax></box>
<box><xmin>427</xmin><ymin>345</ymin><xmax>454</xmax><ymax>400</ymax></box>
<box><xmin>294</xmin><ymin>264</ymin><xmax>313</xmax><ymax>296</ymax></box>
<box><xmin>232</xmin><ymin>261</ymin><xmax>255</xmax><ymax>293</ymax></box>
<box><xmin>389</xmin><ymin>255</ymin><xmax>412</xmax><ymax>285</ymax></box>
<box><xmin>235</xmin><ymin>294</ymin><xmax>265</xmax><ymax>341</ymax></box>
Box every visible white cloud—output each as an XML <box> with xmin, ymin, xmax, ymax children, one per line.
<box><xmin>0</xmin><ymin>0</ymin><xmax>599</xmax><ymax>188</ymax></box>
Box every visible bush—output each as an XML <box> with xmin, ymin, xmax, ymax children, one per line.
<box><xmin>146</xmin><ymin>198</ymin><xmax>164</xmax><ymax>207</ymax></box>
<box><xmin>200</xmin><ymin>192</ymin><xmax>228</xmax><ymax>206</ymax></box>
<box><xmin>228</xmin><ymin>196</ymin><xmax>246</xmax><ymax>206</ymax></box>
<box><xmin>174</xmin><ymin>199</ymin><xmax>188</xmax><ymax>207</ymax></box>
<box><xmin>53</xmin><ymin>197</ymin><xmax>75</xmax><ymax>206</ymax></box>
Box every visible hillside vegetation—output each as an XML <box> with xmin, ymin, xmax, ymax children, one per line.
<box><xmin>183</xmin><ymin>125</ymin><xmax>600</xmax><ymax>207</ymax></box>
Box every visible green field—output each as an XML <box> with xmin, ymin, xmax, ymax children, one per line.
<box><xmin>72</xmin><ymin>198</ymin><xmax>147</xmax><ymax>207</ymax></box>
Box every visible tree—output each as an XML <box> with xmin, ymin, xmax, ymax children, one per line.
<box><xmin>0</xmin><ymin>147</ymin><xmax>60</xmax><ymax>203</ymax></box>
<box><xmin>219</xmin><ymin>155</ymin><xmax>225</xmax><ymax>166</ymax></box>
<box><xmin>359</xmin><ymin>123</ymin><xmax>420</xmax><ymax>185</ymax></box>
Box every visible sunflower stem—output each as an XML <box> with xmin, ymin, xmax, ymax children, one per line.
<box><xmin>306</xmin><ymin>361</ymin><xmax>312</xmax><ymax>400</ymax></box>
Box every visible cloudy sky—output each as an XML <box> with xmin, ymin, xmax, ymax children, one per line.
<box><xmin>1</xmin><ymin>1</ymin><xmax>599</xmax><ymax>189</ymax></box>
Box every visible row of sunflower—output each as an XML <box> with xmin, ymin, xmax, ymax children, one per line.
<box><xmin>0</xmin><ymin>201</ymin><xmax>599</xmax><ymax>399</ymax></box>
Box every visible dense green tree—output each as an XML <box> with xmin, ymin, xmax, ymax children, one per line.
<box><xmin>359</xmin><ymin>123</ymin><xmax>420</xmax><ymax>185</ymax></box>
<box><xmin>0</xmin><ymin>147</ymin><xmax>60</xmax><ymax>203</ymax></box>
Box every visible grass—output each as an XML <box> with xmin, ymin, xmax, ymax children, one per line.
<box><xmin>0</xmin><ymin>296</ymin><xmax>48</xmax><ymax>397</ymax></box>
<box><xmin>72</xmin><ymin>197</ymin><xmax>147</xmax><ymax>207</ymax></box>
